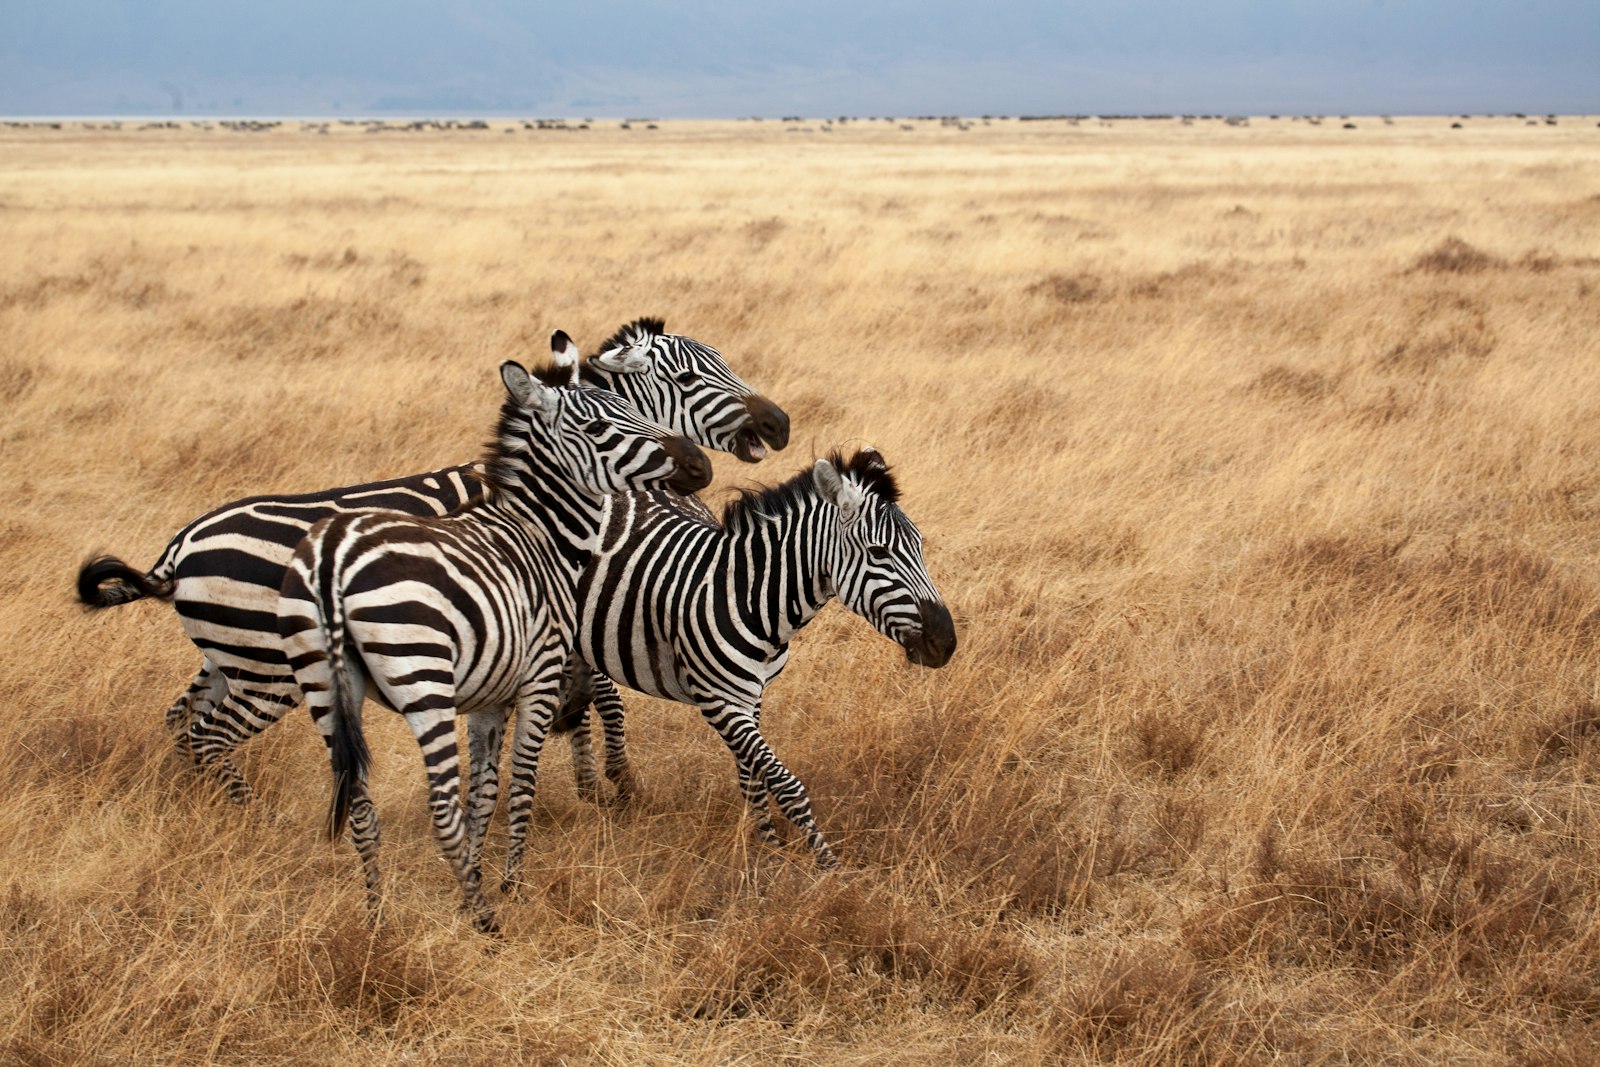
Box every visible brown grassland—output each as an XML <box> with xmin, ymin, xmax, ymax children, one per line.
<box><xmin>3</xmin><ymin>113</ymin><xmax>1600</xmax><ymax>1064</ymax></box>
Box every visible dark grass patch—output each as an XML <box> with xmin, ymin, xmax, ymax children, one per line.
<box><xmin>0</xmin><ymin>260</ymin><xmax>179</xmax><ymax>312</ymax></box>
<box><xmin>669</xmin><ymin>869</ymin><xmax>1037</xmax><ymax>1020</ymax></box>
<box><xmin>1026</xmin><ymin>272</ymin><xmax>1102</xmax><ymax>304</ymax></box>
<box><xmin>1246</xmin><ymin>365</ymin><xmax>1339</xmax><ymax>403</ymax></box>
<box><xmin>9</xmin><ymin>710</ymin><xmax>164</xmax><ymax>797</ymax></box>
<box><xmin>0</xmin><ymin>358</ymin><xmax>44</xmax><ymax>402</ymax></box>
<box><xmin>742</xmin><ymin>217</ymin><xmax>785</xmax><ymax>248</ymax></box>
<box><xmin>182</xmin><ymin>297</ymin><xmax>409</xmax><ymax>363</ymax></box>
<box><xmin>1376</xmin><ymin>314</ymin><xmax>1497</xmax><ymax>373</ymax></box>
<box><xmin>1184</xmin><ymin>825</ymin><xmax>1580</xmax><ymax>985</ymax></box>
<box><xmin>1408</xmin><ymin>236</ymin><xmax>1506</xmax><ymax>275</ymax></box>
<box><xmin>1255</xmin><ymin>534</ymin><xmax>1600</xmax><ymax>642</ymax></box>
<box><xmin>273</xmin><ymin>915</ymin><xmax>449</xmax><ymax>1023</ymax></box>
<box><xmin>1533</xmin><ymin>701</ymin><xmax>1600</xmax><ymax>764</ymax></box>
<box><xmin>1129</xmin><ymin>709</ymin><xmax>1209</xmax><ymax>779</ymax></box>
<box><xmin>808</xmin><ymin>706</ymin><xmax>1147</xmax><ymax>918</ymax></box>
<box><xmin>1128</xmin><ymin>261</ymin><xmax>1240</xmax><ymax>299</ymax></box>
<box><xmin>1047</xmin><ymin>946</ymin><xmax>1226</xmax><ymax>1059</ymax></box>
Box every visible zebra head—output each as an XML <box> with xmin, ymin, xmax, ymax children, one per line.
<box><xmin>814</xmin><ymin>448</ymin><xmax>956</xmax><ymax>669</ymax></box>
<box><xmin>495</xmin><ymin>331</ymin><xmax>713</xmax><ymax>498</ymax></box>
<box><xmin>582</xmin><ymin>317</ymin><xmax>790</xmax><ymax>464</ymax></box>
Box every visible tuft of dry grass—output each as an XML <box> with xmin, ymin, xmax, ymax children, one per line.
<box><xmin>4</xmin><ymin>114</ymin><xmax>1600</xmax><ymax>1064</ymax></box>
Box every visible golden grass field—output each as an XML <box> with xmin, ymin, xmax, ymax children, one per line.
<box><xmin>4</xmin><ymin>113</ymin><xmax>1600</xmax><ymax>1064</ymax></box>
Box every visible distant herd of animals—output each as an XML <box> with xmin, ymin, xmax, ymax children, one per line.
<box><xmin>78</xmin><ymin>318</ymin><xmax>957</xmax><ymax>933</ymax></box>
<box><xmin>7</xmin><ymin>114</ymin><xmax>1580</xmax><ymax>137</ymax></box>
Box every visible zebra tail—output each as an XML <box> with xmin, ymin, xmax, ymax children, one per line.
<box><xmin>327</xmin><ymin>691</ymin><xmax>371</xmax><ymax>841</ymax></box>
<box><xmin>549</xmin><ymin>665</ymin><xmax>597</xmax><ymax>734</ymax></box>
<box><xmin>76</xmin><ymin>555</ymin><xmax>174</xmax><ymax>608</ymax></box>
<box><xmin>317</xmin><ymin>548</ymin><xmax>371</xmax><ymax>842</ymax></box>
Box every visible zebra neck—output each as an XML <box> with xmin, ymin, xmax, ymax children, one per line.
<box><xmin>725</xmin><ymin>492</ymin><xmax>835</xmax><ymax>646</ymax></box>
<box><xmin>487</xmin><ymin>454</ymin><xmax>606</xmax><ymax>566</ymax></box>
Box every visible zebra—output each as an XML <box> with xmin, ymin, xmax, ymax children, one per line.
<box><xmin>76</xmin><ymin>318</ymin><xmax>788</xmax><ymax>804</ymax></box>
<box><xmin>278</xmin><ymin>341</ymin><xmax>712</xmax><ymax>934</ymax></box>
<box><xmin>468</xmin><ymin>447</ymin><xmax>956</xmax><ymax>870</ymax></box>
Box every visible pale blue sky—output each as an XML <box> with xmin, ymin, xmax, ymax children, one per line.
<box><xmin>2</xmin><ymin>1</ymin><xmax>1594</xmax><ymax>117</ymax></box>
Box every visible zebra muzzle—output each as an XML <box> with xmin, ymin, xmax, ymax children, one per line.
<box><xmin>731</xmin><ymin>394</ymin><xmax>790</xmax><ymax>462</ymax></box>
<box><xmin>904</xmin><ymin>598</ymin><xmax>957</xmax><ymax>668</ymax></box>
<box><xmin>661</xmin><ymin>435</ymin><xmax>713</xmax><ymax>493</ymax></box>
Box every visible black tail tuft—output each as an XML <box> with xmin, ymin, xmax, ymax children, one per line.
<box><xmin>77</xmin><ymin>555</ymin><xmax>172</xmax><ymax>608</ymax></box>
<box><xmin>327</xmin><ymin>695</ymin><xmax>372</xmax><ymax>841</ymax></box>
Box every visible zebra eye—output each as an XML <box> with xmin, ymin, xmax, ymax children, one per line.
<box><xmin>674</xmin><ymin>370</ymin><xmax>700</xmax><ymax>386</ymax></box>
<box><xmin>584</xmin><ymin>419</ymin><xmax>613</xmax><ymax>435</ymax></box>
<box><xmin>867</xmin><ymin>544</ymin><xmax>892</xmax><ymax>562</ymax></box>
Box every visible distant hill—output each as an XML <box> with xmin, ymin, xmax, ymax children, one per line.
<box><xmin>1</xmin><ymin>1</ymin><xmax>1594</xmax><ymax>117</ymax></box>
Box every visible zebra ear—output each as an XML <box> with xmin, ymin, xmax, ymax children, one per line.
<box><xmin>550</xmin><ymin>330</ymin><xmax>583</xmax><ymax>386</ymax></box>
<box><xmin>589</xmin><ymin>339</ymin><xmax>654</xmax><ymax>376</ymax></box>
<box><xmin>814</xmin><ymin>458</ymin><xmax>865</xmax><ymax>523</ymax></box>
<box><xmin>500</xmin><ymin>360</ymin><xmax>558</xmax><ymax>418</ymax></box>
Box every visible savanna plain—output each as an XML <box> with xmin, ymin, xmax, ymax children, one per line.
<box><xmin>3</xmin><ymin>114</ymin><xmax>1600</xmax><ymax>1065</ymax></box>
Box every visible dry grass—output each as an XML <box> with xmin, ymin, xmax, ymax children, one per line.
<box><xmin>4</xmin><ymin>114</ymin><xmax>1600</xmax><ymax>1064</ymax></box>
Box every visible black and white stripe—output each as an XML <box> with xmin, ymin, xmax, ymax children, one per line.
<box><xmin>596</xmin><ymin>317</ymin><xmax>788</xmax><ymax>464</ymax></box>
<box><xmin>475</xmin><ymin>447</ymin><xmax>957</xmax><ymax>869</ymax></box>
<box><xmin>76</xmin><ymin>319</ymin><xmax>787</xmax><ymax>804</ymax></box>
<box><xmin>277</xmin><ymin>344</ymin><xmax>711</xmax><ymax>933</ymax></box>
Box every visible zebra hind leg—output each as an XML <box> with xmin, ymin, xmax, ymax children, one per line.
<box><xmin>404</xmin><ymin>708</ymin><xmax>498</xmax><ymax>936</ymax></box>
<box><xmin>500</xmin><ymin>680</ymin><xmax>560</xmax><ymax>894</ymax></box>
<box><xmin>464</xmin><ymin>709</ymin><xmax>506</xmax><ymax>870</ymax></box>
<box><xmin>186</xmin><ymin>687</ymin><xmax>293</xmax><ymax>805</ymax></box>
<box><xmin>165</xmin><ymin>661</ymin><xmax>225</xmax><ymax>763</ymax></box>
<box><xmin>347</xmin><ymin>778</ymin><xmax>383</xmax><ymax>914</ymax></box>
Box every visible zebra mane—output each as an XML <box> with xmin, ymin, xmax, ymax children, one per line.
<box><xmin>599</xmin><ymin>316</ymin><xmax>667</xmax><ymax>354</ymax></box>
<box><xmin>720</xmin><ymin>448</ymin><xmax>900</xmax><ymax>529</ymax></box>
<box><xmin>833</xmin><ymin>447</ymin><xmax>901</xmax><ymax>505</ymax></box>
<box><xmin>474</xmin><ymin>361</ymin><xmax>573</xmax><ymax>498</ymax></box>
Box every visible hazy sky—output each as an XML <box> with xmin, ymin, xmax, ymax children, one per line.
<box><xmin>2</xmin><ymin>1</ymin><xmax>1595</xmax><ymax>117</ymax></box>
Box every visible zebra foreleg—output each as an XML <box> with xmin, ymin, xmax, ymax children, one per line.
<box><xmin>702</xmin><ymin>701</ymin><xmax>837</xmax><ymax>868</ymax></box>
<box><xmin>757</xmin><ymin>748</ymin><xmax>838</xmax><ymax>869</ymax></box>
<box><xmin>552</xmin><ymin>664</ymin><xmax>601</xmax><ymax>803</ymax></box>
<box><xmin>733</xmin><ymin>749</ymin><xmax>781</xmax><ymax>847</ymax></box>
<box><xmin>590</xmin><ymin>674</ymin><xmax>637</xmax><ymax>804</ymax></box>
